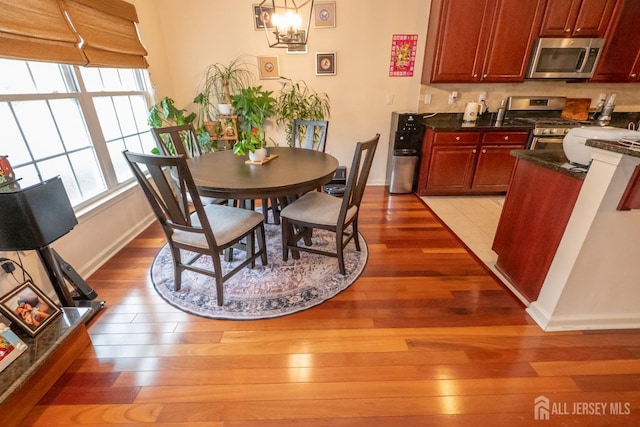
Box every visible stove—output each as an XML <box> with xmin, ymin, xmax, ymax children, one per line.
<box><xmin>505</xmin><ymin>96</ymin><xmax>585</xmax><ymax>149</ymax></box>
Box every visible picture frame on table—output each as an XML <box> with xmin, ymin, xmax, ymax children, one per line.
<box><xmin>0</xmin><ymin>280</ymin><xmax>61</xmax><ymax>337</ymax></box>
<box><xmin>253</xmin><ymin>4</ymin><xmax>274</xmax><ymax>30</ymax></box>
<box><xmin>258</xmin><ymin>56</ymin><xmax>280</xmax><ymax>79</ymax></box>
<box><xmin>0</xmin><ymin>318</ymin><xmax>28</xmax><ymax>373</ymax></box>
<box><xmin>314</xmin><ymin>1</ymin><xmax>336</xmax><ymax>28</ymax></box>
<box><xmin>316</xmin><ymin>52</ymin><xmax>336</xmax><ymax>76</ymax></box>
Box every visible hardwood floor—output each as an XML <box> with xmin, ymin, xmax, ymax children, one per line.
<box><xmin>22</xmin><ymin>186</ymin><xmax>640</xmax><ymax>425</ymax></box>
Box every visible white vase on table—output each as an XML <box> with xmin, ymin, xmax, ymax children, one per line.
<box><xmin>249</xmin><ymin>147</ymin><xmax>267</xmax><ymax>162</ymax></box>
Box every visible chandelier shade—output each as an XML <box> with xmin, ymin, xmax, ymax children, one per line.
<box><xmin>259</xmin><ymin>0</ymin><xmax>314</xmax><ymax>48</ymax></box>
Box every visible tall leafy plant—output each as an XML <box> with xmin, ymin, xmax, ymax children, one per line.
<box><xmin>230</xmin><ymin>86</ymin><xmax>276</xmax><ymax>156</ymax></box>
<box><xmin>274</xmin><ymin>78</ymin><xmax>331</xmax><ymax>146</ymax></box>
<box><xmin>147</xmin><ymin>97</ymin><xmax>211</xmax><ymax>154</ymax></box>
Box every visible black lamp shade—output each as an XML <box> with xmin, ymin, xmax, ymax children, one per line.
<box><xmin>0</xmin><ymin>177</ymin><xmax>77</xmax><ymax>250</ymax></box>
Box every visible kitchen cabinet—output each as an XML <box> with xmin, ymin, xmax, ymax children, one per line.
<box><xmin>493</xmin><ymin>157</ymin><xmax>583</xmax><ymax>303</ymax></box>
<box><xmin>422</xmin><ymin>0</ymin><xmax>546</xmax><ymax>83</ymax></box>
<box><xmin>539</xmin><ymin>0</ymin><xmax>616</xmax><ymax>37</ymax></box>
<box><xmin>417</xmin><ymin>130</ymin><xmax>527</xmax><ymax>195</ymax></box>
<box><xmin>590</xmin><ymin>0</ymin><xmax>640</xmax><ymax>82</ymax></box>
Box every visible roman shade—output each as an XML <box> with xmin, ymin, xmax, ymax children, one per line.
<box><xmin>62</xmin><ymin>0</ymin><xmax>148</xmax><ymax>68</ymax></box>
<box><xmin>0</xmin><ymin>0</ymin><xmax>86</xmax><ymax>64</ymax></box>
<box><xmin>0</xmin><ymin>0</ymin><xmax>148</xmax><ymax>68</ymax></box>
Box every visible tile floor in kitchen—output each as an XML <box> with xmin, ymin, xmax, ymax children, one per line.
<box><xmin>420</xmin><ymin>195</ymin><xmax>528</xmax><ymax>304</ymax></box>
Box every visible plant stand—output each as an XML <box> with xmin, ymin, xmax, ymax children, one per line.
<box><xmin>216</xmin><ymin>114</ymin><xmax>238</xmax><ymax>149</ymax></box>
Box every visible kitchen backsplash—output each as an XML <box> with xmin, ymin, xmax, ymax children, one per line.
<box><xmin>419</xmin><ymin>81</ymin><xmax>640</xmax><ymax>115</ymax></box>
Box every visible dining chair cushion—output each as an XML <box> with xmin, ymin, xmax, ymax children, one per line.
<box><xmin>280</xmin><ymin>191</ymin><xmax>357</xmax><ymax>227</ymax></box>
<box><xmin>172</xmin><ymin>204</ymin><xmax>264</xmax><ymax>248</ymax></box>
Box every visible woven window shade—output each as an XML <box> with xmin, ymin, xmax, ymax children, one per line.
<box><xmin>0</xmin><ymin>0</ymin><xmax>85</xmax><ymax>64</ymax></box>
<box><xmin>63</xmin><ymin>0</ymin><xmax>148</xmax><ymax>68</ymax></box>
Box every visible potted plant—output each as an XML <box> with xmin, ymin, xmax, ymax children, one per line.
<box><xmin>200</xmin><ymin>56</ymin><xmax>254</xmax><ymax>117</ymax></box>
<box><xmin>230</xmin><ymin>86</ymin><xmax>276</xmax><ymax>161</ymax></box>
<box><xmin>147</xmin><ymin>97</ymin><xmax>211</xmax><ymax>154</ymax></box>
<box><xmin>274</xmin><ymin>78</ymin><xmax>331</xmax><ymax>146</ymax></box>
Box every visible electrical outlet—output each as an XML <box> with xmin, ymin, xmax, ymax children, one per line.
<box><xmin>424</xmin><ymin>94</ymin><xmax>432</xmax><ymax>104</ymax></box>
<box><xmin>448</xmin><ymin>91</ymin><xmax>458</xmax><ymax>105</ymax></box>
<box><xmin>478</xmin><ymin>92</ymin><xmax>487</xmax><ymax>103</ymax></box>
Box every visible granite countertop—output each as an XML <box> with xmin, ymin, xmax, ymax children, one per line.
<box><xmin>422</xmin><ymin>113</ymin><xmax>532</xmax><ymax>131</ymax></box>
<box><xmin>510</xmin><ymin>149</ymin><xmax>588</xmax><ymax>179</ymax></box>
<box><xmin>585</xmin><ymin>138</ymin><xmax>640</xmax><ymax>159</ymax></box>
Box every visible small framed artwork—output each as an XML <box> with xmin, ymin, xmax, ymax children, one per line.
<box><xmin>0</xmin><ymin>319</ymin><xmax>28</xmax><ymax>373</ymax></box>
<box><xmin>316</xmin><ymin>52</ymin><xmax>336</xmax><ymax>76</ymax></box>
<box><xmin>253</xmin><ymin>4</ymin><xmax>274</xmax><ymax>30</ymax></box>
<box><xmin>258</xmin><ymin>56</ymin><xmax>280</xmax><ymax>79</ymax></box>
<box><xmin>0</xmin><ymin>281</ymin><xmax>61</xmax><ymax>337</ymax></box>
<box><xmin>314</xmin><ymin>1</ymin><xmax>336</xmax><ymax>28</ymax></box>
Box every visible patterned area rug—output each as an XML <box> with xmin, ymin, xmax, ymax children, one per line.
<box><xmin>150</xmin><ymin>222</ymin><xmax>368</xmax><ymax>320</ymax></box>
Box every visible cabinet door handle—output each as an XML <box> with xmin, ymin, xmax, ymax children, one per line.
<box><xmin>482</xmin><ymin>149</ymin><xmax>487</xmax><ymax>154</ymax></box>
<box><xmin>455</xmin><ymin>136</ymin><xmax>460</xmax><ymax>141</ymax></box>
<box><xmin>504</xmin><ymin>136</ymin><xmax>509</xmax><ymax>141</ymax></box>
<box><xmin>483</xmin><ymin>74</ymin><xmax>487</xmax><ymax>78</ymax></box>
<box><xmin>473</xmin><ymin>74</ymin><xmax>478</xmax><ymax>78</ymax></box>
<box><xmin>472</xmin><ymin>149</ymin><xmax>477</xmax><ymax>154</ymax></box>
<box><xmin>565</xmin><ymin>28</ymin><xmax>571</xmax><ymax>32</ymax></box>
<box><xmin>575</xmin><ymin>28</ymin><xmax>581</xmax><ymax>32</ymax></box>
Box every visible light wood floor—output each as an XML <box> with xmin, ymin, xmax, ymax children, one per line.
<box><xmin>23</xmin><ymin>187</ymin><xmax>640</xmax><ymax>426</ymax></box>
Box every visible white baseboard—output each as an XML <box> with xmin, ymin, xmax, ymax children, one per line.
<box><xmin>527</xmin><ymin>302</ymin><xmax>640</xmax><ymax>331</ymax></box>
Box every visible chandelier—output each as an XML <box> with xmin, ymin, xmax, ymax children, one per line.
<box><xmin>259</xmin><ymin>0</ymin><xmax>314</xmax><ymax>48</ymax></box>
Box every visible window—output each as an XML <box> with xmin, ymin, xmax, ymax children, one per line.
<box><xmin>0</xmin><ymin>58</ymin><xmax>155</xmax><ymax>208</ymax></box>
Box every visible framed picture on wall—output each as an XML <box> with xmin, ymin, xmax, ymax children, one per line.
<box><xmin>287</xmin><ymin>43</ymin><xmax>308</xmax><ymax>54</ymax></box>
<box><xmin>316</xmin><ymin>52</ymin><xmax>336</xmax><ymax>76</ymax></box>
<box><xmin>253</xmin><ymin>4</ymin><xmax>274</xmax><ymax>30</ymax></box>
<box><xmin>258</xmin><ymin>56</ymin><xmax>280</xmax><ymax>79</ymax></box>
<box><xmin>0</xmin><ymin>281</ymin><xmax>61</xmax><ymax>337</ymax></box>
<box><xmin>314</xmin><ymin>1</ymin><xmax>336</xmax><ymax>28</ymax></box>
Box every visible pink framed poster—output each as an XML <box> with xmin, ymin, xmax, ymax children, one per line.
<box><xmin>389</xmin><ymin>34</ymin><xmax>418</xmax><ymax>77</ymax></box>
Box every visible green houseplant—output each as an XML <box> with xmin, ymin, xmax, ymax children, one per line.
<box><xmin>274</xmin><ymin>78</ymin><xmax>331</xmax><ymax>146</ymax></box>
<box><xmin>230</xmin><ymin>86</ymin><xmax>276</xmax><ymax>159</ymax></box>
<box><xmin>147</xmin><ymin>97</ymin><xmax>211</xmax><ymax>154</ymax></box>
<box><xmin>199</xmin><ymin>56</ymin><xmax>254</xmax><ymax>116</ymax></box>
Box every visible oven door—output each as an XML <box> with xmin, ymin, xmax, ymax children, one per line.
<box><xmin>529</xmin><ymin>136</ymin><xmax>564</xmax><ymax>150</ymax></box>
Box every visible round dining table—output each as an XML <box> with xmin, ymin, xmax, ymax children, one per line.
<box><xmin>187</xmin><ymin>147</ymin><xmax>339</xmax><ymax>200</ymax></box>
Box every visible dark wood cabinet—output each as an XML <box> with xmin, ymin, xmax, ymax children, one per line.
<box><xmin>417</xmin><ymin>130</ymin><xmax>527</xmax><ymax>195</ymax></box>
<box><xmin>590</xmin><ymin>0</ymin><xmax>640</xmax><ymax>82</ymax></box>
<box><xmin>539</xmin><ymin>0</ymin><xmax>616</xmax><ymax>37</ymax></box>
<box><xmin>422</xmin><ymin>0</ymin><xmax>546</xmax><ymax>83</ymax></box>
<box><xmin>492</xmin><ymin>158</ymin><xmax>583</xmax><ymax>303</ymax></box>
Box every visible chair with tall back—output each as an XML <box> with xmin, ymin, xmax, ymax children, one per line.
<box><xmin>292</xmin><ymin>119</ymin><xmax>329</xmax><ymax>151</ymax></box>
<box><xmin>123</xmin><ymin>150</ymin><xmax>267</xmax><ymax>306</ymax></box>
<box><xmin>280</xmin><ymin>134</ymin><xmax>379</xmax><ymax>275</ymax></box>
<box><xmin>263</xmin><ymin>119</ymin><xmax>330</xmax><ymax>225</ymax></box>
<box><xmin>152</xmin><ymin>124</ymin><xmax>227</xmax><ymax>206</ymax></box>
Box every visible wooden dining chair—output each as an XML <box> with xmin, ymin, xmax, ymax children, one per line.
<box><xmin>262</xmin><ymin>119</ymin><xmax>329</xmax><ymax>225</ymax></box>
<box><xmin>152</xmin><ymin>124</ymin><xmax>228</xmax><ymax>206</ymax></box>
<box><xmin>292</xmin><ymin>119</ymin><xmax>329</xmax><ymax>151</ymax></box>
<box><xmin>280</xmin><ymin>134</ymin><xmax>379</xmax><ymax>274</ymax></box>
<box><xmin>123</xmin><ymin>150</ymin><xmax>267</xmax><ymax>306</ymax></box>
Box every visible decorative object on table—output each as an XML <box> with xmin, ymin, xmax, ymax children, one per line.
<box><xmin>124</xmin><ymin>151</ymin><xmax>268</xmax><ymax>306</ymax></box>
<box><xmin>253</xmin><ymin>3</ymin><xmax>274</xmax><ymax>29</ymax></box>
<box><xmin>150</xmin><ymin>218</ymin><xmax>367</xmax><ymax>320</ymax></box>
<box><xmin>258</xmin><ymin>56</ymin><xmax>280</xmax><ymax>80</ymax></box>
<box><xmin>258</xmin><ymin>0</ymin><xmax>314</xmax><ymax>49</ymax></box>
<box><xmin>389</xmin><ymin>34</ymin><xmax>418</xmax><ymax>77</ymax></box>
<box><xmin>281</xmin><ymin>134</ymin><xmax>379</xmax><ymax>274</ymax></box>
<box><xmin>231</xmin><ymin>85</ymin><xmax>276</xmax><ymax>161</ymax></box>
<box><xmin>0</xmin><ymin>280</ymin><xmax>61</xmax><ymax>337</ymax></box>
<box><xmin>314</xmin><ymin>1</ymin><xmax>335</xmax><ymax>28</ymax></box>
<box><xmin>316</xmin><ymin>52</ymin><xmax>336</xmax><ymax>76</ymax></box>
<box><xmin>245</xmin><ymin>154</ymin><xmax>279</xmax><ymax>165</ymax></box>
<box><xmin>0</xmin><ymin>176</ymin><xmax>101</xmax><ymax>310</ymax></box>
<box><xmin>274</xmin><ymin>78</ymin><xmax>330</xmax><ymax>146</ymax></box>
<box><xmin>0</xmin><ymin>317</ymin><xmax>28</xmax><ymax>373</ymax></box>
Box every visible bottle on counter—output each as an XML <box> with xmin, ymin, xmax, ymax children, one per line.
<box><xmin>494</xmin><ymin>99</ymin><xmax>506</xmax><ymax>126</ymax></box>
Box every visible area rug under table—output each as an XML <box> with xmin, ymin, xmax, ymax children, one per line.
<box><xmin>150</xmin><ymin>222</ymin><xmax>368</xmax><ymax>320</ymax></box>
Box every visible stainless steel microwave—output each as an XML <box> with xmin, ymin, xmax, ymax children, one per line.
<box><xmin>526</xmin><ymin>38</ymin><xmax>605</xmax><ymax>79</ymax></box>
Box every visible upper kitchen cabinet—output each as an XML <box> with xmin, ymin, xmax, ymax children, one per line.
<box><xmin>422</xmin><ymin>0</ymin><xmax>546</xmax><ymax>84</ymax></box>
<box><xmin>590</xmin><ymin>0</ymin><xmax>640</xmax><ymax>82</ymax></box>
<box><xmin>539</xmin><ymin>0</ymin><xmax>616</xmax><ymax>37</ymax></box>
